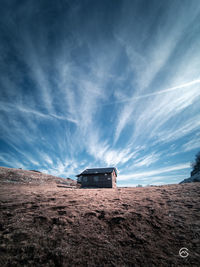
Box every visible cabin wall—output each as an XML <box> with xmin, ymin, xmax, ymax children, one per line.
<box><xmin>111</xmin><ymin>172</ymin><xmax>117</xmax><ymax>188</ymax></box>
<box><xmin>80</xmin><ymin>173</ymin><xmax>113</xmax><ymax>188</ymax></box>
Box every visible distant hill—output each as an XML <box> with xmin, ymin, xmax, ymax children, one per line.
<box><xmin>180</xmin><ymin>171</ymin><xmax>200</xmax><ymax>184</ymax></box>
<box><xmin>0</xmin><ymin>166</ymin><xmax>77</xmax><ymax>187</ymax></box>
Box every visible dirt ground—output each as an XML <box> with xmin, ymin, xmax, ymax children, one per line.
<box><xmin>0</xmin><ymin>182</ymin><xmax>200</xmax><ymax>266</ymax></box>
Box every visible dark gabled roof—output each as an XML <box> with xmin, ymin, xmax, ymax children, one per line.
<box><xmin>76</xmin><ymin>167</ymin><xmax>117</xmax><ymax>177</ymax></box>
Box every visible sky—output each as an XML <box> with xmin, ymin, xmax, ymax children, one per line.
<box><xmin>0</xmin><ymin>0</ymin><xmax>200</xmax><ymax>186</ymax></box>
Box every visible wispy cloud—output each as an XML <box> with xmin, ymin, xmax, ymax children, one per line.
<box><xmin>182</xmin><ymin>134</ymin><xmax>200</xmax><ymax>152</ymax></box>
<box><xmin>119</xmin><ymin>163</ymin><xmax>190</xmax><ymax>181</ymax></box>
<box><xmin>0</xmin><ymin>101</ymin><xmax>78</xmax><ymax>124</ymax></box>
<box><xmin>155</xmin><ymin>114</ymin><xmax>200</xmax><ymax>144</ymax></box>
<box><xmin>0</xmin><ymin>1</ymin><xmax>199</xmax><ymax>184</ymax></box>
<box><xmin>114</xmin><ymin>0</ymin><xmax>200</xmax><ymax>145</ymax></box>
<box><xmin>114</xmin><ymin>75</ymin><xmax>200</xmax><ymax>143</ymax></box>
<box><xmin>134</xmin><ymin>152</ymin><xmax>161</xmax><ymax>167</ymax></box>
<box><xmin>40</xmin><ymin>157</ymin><xmax>80</xmax><ymax>178</ymax></box>
<box><xmin>86</xmin><ymin>129</ymin><xmax>137</xmax><ymax>166</ymax></box>
<box><xmin>108</xmin><ymin>79</ymin><xmax>200</xmax><ymax>106</ymax></box>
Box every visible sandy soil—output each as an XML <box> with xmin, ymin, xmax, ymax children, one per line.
<box><xmin>0</xmin><ymin>182</ymin><xmax>200</xmax><ymax>267</ymax></box>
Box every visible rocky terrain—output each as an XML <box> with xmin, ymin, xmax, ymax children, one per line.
<box><xmin>0</xmin><ymin>167</ymin><xmax>200</xmax><ymax>266</ymax></box>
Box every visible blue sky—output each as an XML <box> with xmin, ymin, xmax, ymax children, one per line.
<box><xmin>0</xmin><ymin>0</ymin><xmax>200</xmax><ymax>186</ymax></box>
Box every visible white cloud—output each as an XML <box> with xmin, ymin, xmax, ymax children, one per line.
<box><xmin>156</xmin><ymin>114</ymin><xmax>200</xmax><ymax>144</ymax></box>
<box><xmin>111</xmin><ymin>79</ymin><xmax>200</xmax><ymax>105</ymax></box>
<box><xmin>118</xmin><ymin>163</ymin><xmax>190</xmax><ymax>181</ymax></box>
<box><xmin>182</xmin><ymin>135</ymin><xmax>200</xmax><ymax>152</ymax></box>
<box><xmin>0</xmin><ymin>153</ymin><xmax>27</xmax><ymax>169</ymax></box>
<box><xmin>40</xmin><ymin>153</ymin><xmax>53</xmax><ymax>166</ymax></box>
<box><xmin>134</xmin><ymin>152</ymin><xmax>161</xmax><ymax>167</ymax></box>
<box><xmin>86</xmin><ymin>128</ymin><xmax>138</xmax><ymax>166</ymax></box>
<box><xmin>1</xmin><ymin>1</ymin><xmax>200</xmax><ymax>183</ymax></box>
<box><xmin>40</xmin><ymin>157</ymin><xmax>79</xmax><ymax>178</ymax></box>
<box><xmin>114</xmin><ymin>1</ymin><xmax>200</xmax><ymax>144</ymax></box>
<box><xmin>0</xmin><ymin>101</ymin><xmax>78</xmax><ymax>124</ymax></box>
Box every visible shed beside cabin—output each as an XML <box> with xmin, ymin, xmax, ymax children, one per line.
<box><xmin>76</xmin><ymin>167</ymin><xmax>117</xmax><ymax>188</ymax></box>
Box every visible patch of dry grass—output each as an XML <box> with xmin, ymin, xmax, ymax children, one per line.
<box><xmin>0</xmin><ymin>182</ymin><xmax>200</xmax><ymax>266</ymax></box>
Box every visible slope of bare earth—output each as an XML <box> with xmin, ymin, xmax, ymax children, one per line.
<box><xmin>0</xmin><ymin>170</ymin><xmax>200</xmax><ymax>266</ymax></box>
<box><xmin>0</xmin><ymin>167</ymin><xmax>77</xmax><ymax>187</ymax></box>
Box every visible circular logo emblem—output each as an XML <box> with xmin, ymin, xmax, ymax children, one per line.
<box><xmin>179</xmin><ymin>247</ymin><xmax>189</xmax><ymax>258</ymax></box>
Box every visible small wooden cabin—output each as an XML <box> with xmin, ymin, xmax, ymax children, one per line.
<box><xmin>76</xmin><ymin>167</ymin><xmax>117</xmax><ymax>188</ymax></box>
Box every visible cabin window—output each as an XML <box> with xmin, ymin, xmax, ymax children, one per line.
<box><xmin>94</xmin><ymin>176</ymin><xmax>99</xmax><ymax>182</ymax></box>
<box><xmin>83</xmin><ymin>176</ymin><xmax>87</xmax><ymax>182</ymax></box>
